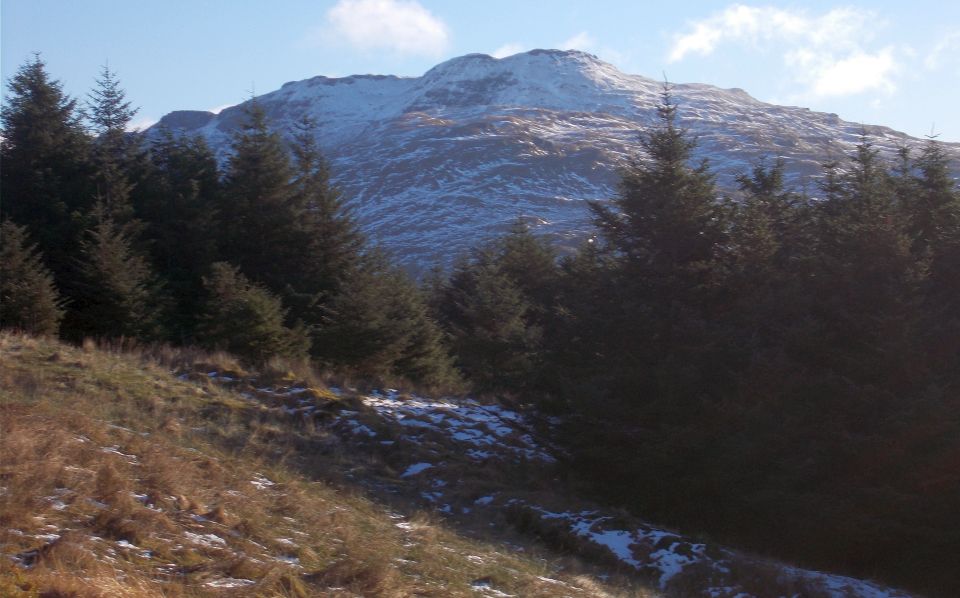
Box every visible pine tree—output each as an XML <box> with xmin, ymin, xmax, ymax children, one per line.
<box><xmin>585</xmin><ymin>85</ymin><xmax>727</xmax><ymax>414</ymax></box>
<box><xmin>908</xmin><ymin>140</ymin><xmax>960</xmax><ymax>378</ymax></box>
<box><xmin>808</xmin><ymin>139</ymin><xmax>921</xmax><ymax>394</ymax></box>
<box><xmin>591</xmin><ymin>86</ymin><xmax>725</xmax><ymax>275</ymax></box>
<box><xmin>217</xmin><ymin>102</ymin><xmax>298</xmax><ymax>291</ymax></box>
<box><xmin>435</xmin><ymin>246</ymin><xmax>540</xmax><ymax>390</ymax></box>
<box><xmin>198</xmin><ymin>262</ymin><xmax>309</xmax><ymax>364</ymax></box>
<box><xmin>903</xmin><ymin>139</ymin><xmax>960</xmax><ymax>257</ymax></box>
<box><xmin>432</xmin><ymin>220</ymin><xmax>559</xmax><ymax>391</ymax></box>
<box><xmin>283</xmin><ymin>116</ymin><xmax>363</xmax><ymax>331</ymax></box>
<box><xmin>0</xmin><ymin>55</ymin><xmax>93</xmax><ymax>279</ymax></box>
<box><xmin>63</xmin><ymin>207</ymin><xmax>163</xmax><ymax>340</ymax></box>
<box><xmin>0</xmin><ymin>220</ymin><xmax>65</xmax><ymax>335</ymax></box>
<box><xmin>86</xmin><ymin>65</ymin><xmax>141</xmax><ymax>225</ymax></box>
<box><xmin>316</xmin><ymin>252</ymin><xmax>457</xmax><ymax>387</ymax></box>
<box><xmin>140</xmin><ymin>130</ymin><xmax>221</xmax><ymax>341</ymax></box>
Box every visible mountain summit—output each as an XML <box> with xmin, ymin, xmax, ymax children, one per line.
<box><xmin>153</xmin><ymin>49</ymin><xmax>960</xmax><ymax>269</ymax></box>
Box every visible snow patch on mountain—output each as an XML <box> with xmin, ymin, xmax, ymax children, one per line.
<box><xmin>152</xmin><ymin>49</ymin><xmax>960</xmax><ymax>270</ymax></box>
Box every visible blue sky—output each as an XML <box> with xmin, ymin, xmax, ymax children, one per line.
<box><xmin>3</xmin><ymin>0</ymin><xmax>959</xmax><ymax>140</ymax></box>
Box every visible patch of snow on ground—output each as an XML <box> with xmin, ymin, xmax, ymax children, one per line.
<box><xmin>470</xmin><ymin>579</ymin><xmax>515</xmax><ymax>597</ymax></box>
<box><xmin>781</xmin><ymin>565</ymin><xmax>914</xmax><ymax>598</ymax></box>
<box><xmin>362</xmin><ymin>392</ymin><xmax>554</xmax><ymax>462</ymax></box>
<box><xmin>100</xmin><ymin>445</ymin><xmax>139</xmax><ymax>464</ymax></box>
<box><xmin>342</xmin><ymin>419</ymin><xmax>377</xmax><ymax>437</ymax></box>
<box><xmin>205</xmin><ymin>578</ymin><xmax>256</xmax><ymax>588</ymax></box>
<box><xmin>401</xmin><ymin>462</ymin><xmax>433</xmax><ymax>477</ymax></box>
<box><xmin>183</xmin><ymin>531</ymin><xmax>227</xmax><ymax>548</ymax></box>
<box><xmin>250</xmin><ymin>473</ymin><xmax>275</xmax><ymax>489</ymax></box>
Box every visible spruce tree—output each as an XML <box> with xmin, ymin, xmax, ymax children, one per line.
<box><xmin>808</xmin><ymin>139</ymin><xmax>921</xmax><ymax>398</ymax></box>
<box><xmin>283</xmin><ymin>116</ymin><xmax>363</xmax><ymax>332</ymax></box>
<box><xmin>140</xmin><ymin>130</ymin><xmax>221</xmax><ymax>341</ymax></box>
<box><xmin>63</xmin><ymin>206</ymin><xmax>163</xmax><ymax>340</ymax></box>
<box><xmin>586</xmin><ymin>85</ymin><xmax>727</xmax><ymax>414</ymax></box>
<box><xmin>435</xmin><ymin>246</ymin><xmax>539</xmax><ymax>390</ymax></box>
<box><xmin>218</xmin><ymin>102</ymin><xmax>298</xmax><ymax>291</ymax></box>
<box><xmin>432</xmin><ymin>220</ymin><xmax>559</xmax><ymax>391</ymax></box>
<box><xmin>317</xmin><ymin>252</ymin><xmax>457</xmax><ymax>387</ymax></box>
<box><xmin>0</xmin><ymin>220</ymin><xmax>65</xmax><ymax>335</ymax></box>
<box><xmin>86</xmin><ymin>65</ymin><xmax>141</xmax><ymax>225</ymax></box>
<box><xmin>0</xmin><ymin>55</ymin><xmax>92</xmax><ymax>279</ymax></box>
<box><xmin>198</xmin><ymin>262</ymin><xmax>309</xmax><ymax>364</ymax></box>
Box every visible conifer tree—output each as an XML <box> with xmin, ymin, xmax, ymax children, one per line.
<box><xmin>585</xmin><ymin>85</ymin><xmax>727</xmax><ymax>412</ymax></box>
<box><xmin>198</xmin><ymin>262</ymin><xmax>309</xmax><ymax>364</ymax></box>
<box><xmin>86</xmin><ymin>65</ymin><xmax>141</xmax><ymax>225</ymax></box>
<box><xmin>903</xmin><ymin>139</ymin><xmax>960</xmax><ymax>257</ymax></box>
<box><xmin>908</xmin><ymin>140</ymin><xmax>960</xmax><ymax>377</ymax></box>
<box><xmin>435</xmin><ymin>247</ymin><xmax>539</xmax><ymax>390</ymax></box>
<box><xmin>432</xmin><ymin>220</ymin><xmax>559</xmax><ymax>391</ymax></box>
<box><xmin>808</xmin><ymin>139</ymin><xmax>921</xmax><ymax>397</ymax></box>
<box><xmin>0</xmin><ymin>55</ymin><xmax>92</xmax><ymax>278</ymax></box>
<box><xmin>63</xmin><ymin>206</ymin><xmax>163</xmax><ymax>340</ymax></box>
<box><xmin>283</xmin><ymin>116</ymin><xmax>363</xmax><ymax>330</ymax></box>
<box><xmin>0</xmin><ymin>220</ymin><xmax>65</xmax><ymax>335</ymax></box>
<box><xmin>140</xmin><ymin>130</ymin><xmax>221</xmax><ymax>341</ymax></box>
<box><xmin>310</xmin><ymin>252</ymin><xmax>456</xmax><ymax>386</ymax></box>
<box><xmin>218</xmin><ymin>102</ymin><xmax>298</xmax><ymax>291</ymax></box>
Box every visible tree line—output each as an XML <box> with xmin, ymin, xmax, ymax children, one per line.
<box><xmin>428</xmin><ymin>91</ymin><xmax>960</xmax><ymax>594</ymax></box>
<box><xmin>3</xmin><ymin>56</ymin><xmax>959</xmax><ymax>595</ymax></box>
<box><xmin>1</xmin><ymin>55</ymin><xmax>456</xmax><ymax>387</ymax></box>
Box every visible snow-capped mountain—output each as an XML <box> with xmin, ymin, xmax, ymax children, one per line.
<box><xmin>153</xmin><ymin>49</ymin><xmax>960</xmax><ymax>270</ymax></box>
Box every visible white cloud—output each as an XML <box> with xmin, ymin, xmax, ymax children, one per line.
<box><xmin>808</xmin><ymin>49</ymin><xmax>897</xmax><ymax>97</ymax></box>
<box><xmin>491</xmin><ymin>42</ymin><xmax>529</xmax><ymax>59</ymax></box>
<box><xmin>924</xmin><ymin>31</ymin><xmax>960</xmax><ymax>71</ymax></box>
<box><xmin>323</xmin><ymin>0</ymin><xmax>450</xmax><ymax>57</ymax></box>
<box><xmin>554</xmin><ymin>31</ymin><xmax>625</xmax><ymax>65</ymax></box>
<box><xmin>668</xmin><ymin>4</ymin><xmax>899</xmax><ymax>98</ymax></box>
<box><xmin>126</xmin><ymin>117</ymin><xmax>156</xmax><ymax>132</ymax></box>
<box><xmin>560</xmin><ymin>31</ymin><xmax>595</xmax><ymax>52</ymax></box>
<box><xmin>208</xmin><ymin>103</ymin><xmax>234</xmax><ymax>114</ymax></box>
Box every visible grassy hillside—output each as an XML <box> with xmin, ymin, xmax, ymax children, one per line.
<box><xmin>0</xmin><ymin>333</ymin><xmax>920</xmax><ymax>597</ymax></box>
<box><xmin>0</xmin><ymin>333</ymin><xmax>642</xmax><ymax>597</ymax></box>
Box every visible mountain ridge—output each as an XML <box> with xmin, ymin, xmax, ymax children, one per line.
<box><xmin>151</xmin><ymin>49</ymin><xmax>960</xmax><ymax>269</ymax></box>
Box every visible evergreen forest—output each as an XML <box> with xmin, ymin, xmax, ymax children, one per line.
<box><xmin>3</xmin><ymin>56</ymin><xmax>960</xmax><ymax>596</ymax></box>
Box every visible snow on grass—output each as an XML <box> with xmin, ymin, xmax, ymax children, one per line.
<box><xmin>183</xmin><ymin>531</ymin><xmax>227</xmax><ymax>548</ymax></box>
<box><xmin>780</xmin><ymin>565</ymin><xmax>914</xmax><ymax>598</ymax></box>
<box><xmin>100</xmin><ymin>445</ymin><xmax>140</xmax><ymax>464</ymax></box>
<box><xmin>470</xmin><ymin>578</ymin><xmax>516</xmax><ymax>597</ymax></box>
<box><xmin>250</xmin><ymin>473</ymin><xmax>275</xmax><ymax>489</ymax></box>
<box><xmin>342</xmin><ymin>419</ymin><xmax>377</xmax><ymax>437</ymax></box>
<box><xmin>205</xmin><ymin>578</ymin><xmax>256</xmax><ymax>588</ymax></box>
<box><xmin>525</xmin><ymin>505</ymin><xmax>917</xmax><ymax>596</ymax></box>
<box><xmin>362</xmin><ymin>392</ymin><xmax>554</xmax><ymax>462</ymax></box>
<box><xmin>530</xmin><ymin>507</ymin><xmax>726</xmax><ymax>589</ymax></box>
<box><xmin>401</xmin><ymin>462</ymin><xmax>434</xmax><ymax>477</ymax></box>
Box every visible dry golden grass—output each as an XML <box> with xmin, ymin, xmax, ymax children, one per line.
<box><xmin>0</xmin><ymin>332</ymin><xmax>652</xmax><ymax>597</ymax></box>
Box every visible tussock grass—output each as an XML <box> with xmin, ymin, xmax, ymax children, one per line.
<box><xmin>0</xmin><ymin>332</ymin><xmax>650</xmax><ymax>597</ymax></box>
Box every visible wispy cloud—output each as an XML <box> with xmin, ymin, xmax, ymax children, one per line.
<box><xmin>556</xmin><ymin>31</ymin><xmax>624</xmax><ymax>65</ymax></box>
<box><xmin>126</xmin><ymin>117</ymin><xmax>156</xmax><ymax>132</ymax></box>
<box><xmin>321</xmin><ymin>0</ymin><xmax>450</xmax><ymax>57</ymax></box>
<box><xmin>491</xmin><ymin>42</ymin><xmax>529</xmax><ymax>59</ymax></box>
<box><xmin>560</xmin><ymin>31</ymin><xmax>595</xmax><ymax>52</ymax></box>
<box><xmin>924</xmin><ymin>30</ymin><xmax>960</xmax><ymax>71</ymax></box>
<box><xmin>668</xmin><ymin>4</ymin><xmax>899</xmax><ymax>98</ymax></box>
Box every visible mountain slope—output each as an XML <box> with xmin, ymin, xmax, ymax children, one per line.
<box><xmin>1</xmin><ymin>333</ymin><xmax>920</xmax><ymax>597</ymax></box>
<box><xmin>152</xmin><ymin>49</ymin><xmax>960</xmax><ymax>268</ymax></box>
<box><xmin>0</xmin><ymin>333</ymin><xmax>641</xmax><ymax>597</ymax></box>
